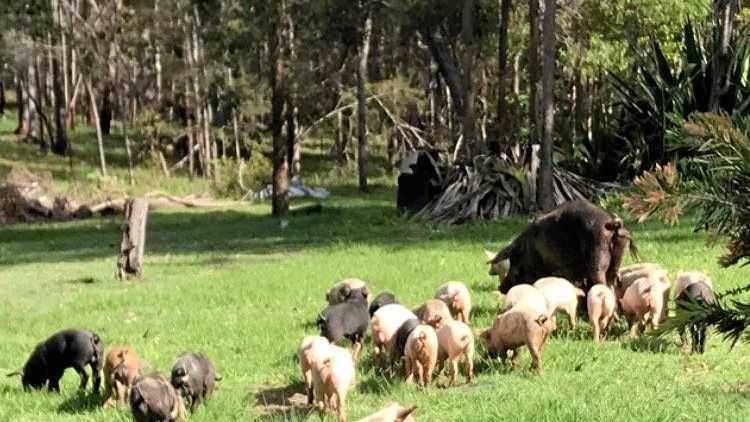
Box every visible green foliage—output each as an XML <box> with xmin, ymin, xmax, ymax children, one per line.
<box><xmin>212</xmin><ymin>152</ymin><xmax>273</xmax><ymax>199</ymax></box>
<box><xmin>611</xmin><ymin>21</ymin><xmax>750</xmax><ymax>177</ymax></box>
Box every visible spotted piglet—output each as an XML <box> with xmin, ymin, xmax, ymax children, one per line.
<box><xmin>436</xmin><ymin>320</ymin><xmax>474</xmax><ymax>385</ymax></box>
<box><xmin>434</xmin><ymin>282</ymin><xmax>472</xmax><ymax>323</ymax></box>
<box><xmin>404</xmin><ymin>324</ymin><xmax>439</xmax><ymax>387</ymax></box>
<box><xmin>480</xmin><ymin>307</ymin><xmax>553</xmax><ymax>375</ymax></box>
<box><xmin>586</xmin><ymin>285</ymin><xmax>617</xmax><ymax>343</ymax></box>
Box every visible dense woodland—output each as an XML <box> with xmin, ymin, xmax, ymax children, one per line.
<box><xmin>1</xmin><ymin>0</ymin><xmax>750</xmax><ymax>242</ymax></box>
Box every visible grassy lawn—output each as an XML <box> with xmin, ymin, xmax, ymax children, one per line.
<box><xmin>2</xmin><ymin>112</ymin><xmax>750</xmax><ymax>421</ymax></box>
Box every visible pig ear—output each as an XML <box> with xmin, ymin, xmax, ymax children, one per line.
<box><xmin>396</xmin><ymin>405</ymin><xmax>417</xmax><ymax>421</ymax></box>
<box><xmin>499</xmin><ymin>259</ymin><xmax>510</xmax><ymax>270</ymax></box>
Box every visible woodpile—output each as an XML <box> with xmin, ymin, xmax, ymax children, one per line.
<box><xmin>0</xmin><ymin>168</ymin><xmax>237</xmax><ymax>225</ymax></box>
<box><xmin>414</xmin><ymin>152</ymin><xmax>610</xmax><ymax>225</ymax></box>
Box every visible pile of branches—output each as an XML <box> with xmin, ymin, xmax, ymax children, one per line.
<box><xmin>0</xmin><ymin>168</ymin><xmax>235</xmax><ymax>225</ymax></box>
<box><xmin>415</xmin><ymin>153</ymin><xmax>609</xmax><ymax>225</ymax></box>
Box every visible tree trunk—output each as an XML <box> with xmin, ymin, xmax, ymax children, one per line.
<box><xmin>100</xmin><ymin>86</ymin><xmax>112</xmax><ymax>136</ymax></box>
<box><xmin>14</xmin><ymin>72</ymin><xmax>27</xmax><ymax>135</ymax></box>
<box><xmin>117</xmin><ymin>198</ymin><xmax>148</xmax><ymax>280</ymax></box>
<box><xmin>154</xmin><ymin>0</ymin><xmax>163</xmax><ymax>104</ymax></box>
<box><xmin>51</xmin><ymin>0</ymin><xmax>68</xmax><ymax>156</ymax></box>
<box><xmin>538</xmin><ymin>0</ymin><xmax>556</xmax><ymax>212</ymax></box>
<box><xmin>86</xmin><ymin>79</ymin><xmax>108</xmax><ymax>176</ymax></box>
<box><xmin>357</xmin><ymin>5</ymin><xmax>373</xmax><ymax>193</ymax></box>
<box><xmin>0</xmin><ymin>78</ymin><xmax>5</xmax><ymax>116</ymax></box>
<box><xmin>461</xmin><ymin>0</ymin><xmax>477</xmax><ymax>160</ymax></box>
<box><xmin>497</xmin><ymin>0</ymin><xmax>512</xmax><ymax>149</ymax></box>
<box><xmin>528</xmin><ymin>0</ymin><xmax>541</xmax><ymax>146</ymax></box>
<box><xmin>286</xmin><ymin>7</ymin><xmax>300</xmax><ymax>177</ymax></box>
<box><xmin>708</xmin><ymin>0</ymin><xmax>738</xmax><ymax>112</ymax></box>
<box><xmin>26</xmin><ymin>58</ymin><xmax>40</xmax><ymax>141</ymax></box>
<box><xmin>420</xmin><ymin>27</ymin><xmax>465</xmax><ymax>118</ymax></box>
<box><xmin>51</xmin><ymin>47</ymin><xmax>68</xmax><ymax>155</ymax></box>
<box><xmin>270</xmin><ymin>1</ymin><xmax>289</xmax><ymax>218</ymax></box>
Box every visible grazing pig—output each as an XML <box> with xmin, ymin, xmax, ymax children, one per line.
<box><xmin>130</xmin><ymin>373</ymin><xmax>187</xmax><ymax>422</ymax></box>
<box><xmin>318</xmin><ymin>288</ymin><xmax>370</xmax><ymax>360</ymax></box>
<box><xmin>434</xmin><ymin>282</ymin><xmax>472</xmax><ymax>323</ymax></box>
<box><xmin>502</xmin><ymin>284</ymin><xmax>549</xmax><ymax>316</ymax></box>
<box><xmin>436</xmin><ymin>320</ymin><xmax>474</xmax><ymax>385</ymax></box>
<box><xmin>586</xmin><ymin>285</ymin><xmax>617</xmax><ymax>343</ymax></box>
<box><xmin>404</xmin><ymin>325</ymin><xmax>439</xmax><ymax>386</ymax></box>
<box><xmin>413</xmin><ymin>299</ymin><xmax>453</xmax><ymax>329</ymax></box>
<box><xmin>170</xmin><ymin>352</ymin><xmax>219</xmax><ymax>411</ymax></box>
<box><xmin>371</xmin><ymin>304</ymin><xmax>418</xmax><ymax>363</ymax></box>
<box><xmin>103</xmin><ymin>346</ymin><xmax>141</xmax><ymax>407</ymax></box>
<box><xmin>676</xmin><ymin>281</ymin><xmax>717</xmax><ymax>354</ymax></box>
<box><xmin>311</xmin><ymin>344</ymin><xmax>356</xmax><ymax>422</ymax></box>
<box><xmin>369</xmin><ymin>292</ymin><xmax>399</xmax><ymax>316</ymax></box>
<box><xmin>617</xmin><ymin>263</ymin><xmax>668</xmax><ymax>296</ymax></box>
<box><xmin>327</xmin><ymin>278</ymin><xmax>370</xmax><ymax>305</ymax></box>
<box><xmin>355</xmin><ymin>402</ymin><xmax>417</xmax><ymax>422</ymax></box>
<box><xmin>480</xmin><ymin>307</ymin><xmax>553</xmax><ymax>375</ymax></box>
<box><xmin>392</xmin><ymin>318</ymin><xmax>421</xmax><ymax>364</ymax></box>
<box><xmin>533</xmin><ymin>277</ymin><xmax>585</xmax><ymax>329</ymax></box>
<box><xmin>673</xmin><ymin>271</ymin><xmax>713</xmax><ymax>300</ymax></box>
<box><xmin>487</xmin><ymin>200</ymin><xmax>637</xmax><ymax>293</ymax></box>
<box><xmin>10</xmin><ymin>329</ymin><xmax>103</xmax><ymax>393</ymax></box>
<box><xmin>620</xmin><ymin>276</ymin><xmax>671</xmax><ymax>338</ymax></box>
<box><xmin>298</xmin><ymin>336</ymin><xmax>331</xmax><ymax>405</ymax></box>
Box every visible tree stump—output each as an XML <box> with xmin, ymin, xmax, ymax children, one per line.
<box><xmin>117</xmin><ymin>198</ymin><xmax>148</xmax><ymax>280</ymax></box>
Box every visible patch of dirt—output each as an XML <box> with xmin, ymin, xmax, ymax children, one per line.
<box><xmin>252</xmin><ymin>382</ymin><xmax>312</xmax><ymax>419</ymax></box>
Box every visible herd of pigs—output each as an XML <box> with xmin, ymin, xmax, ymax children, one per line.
<box><xmin>6</xmin><ymin>200</ymin><xmax>721</xmax><ymax>422</ymax></box>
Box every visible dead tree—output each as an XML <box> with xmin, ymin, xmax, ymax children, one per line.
<box><xmin>117</xmin><ymin>198</ymin><xmax>148</xmax><ymax>280</ymax></box>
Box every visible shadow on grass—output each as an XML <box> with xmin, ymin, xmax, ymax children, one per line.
<box><xmin>0</xmin><ymin>202</ymin><xmax>527</xmax><ymax>269</ymax></box>
<box><xmin>622</xmin><ymin>335</ymin><xmax>674</xmax><ymax>354</ymax></box>
<box><xmin>57</xmin><ymin>390</ymin><xmax>102</xmax><ymax>414</ymax></box>
<box><xmin>252</xmin><ymin>382</ymin><xmax>313</xmax><ymax>421</ymax></box>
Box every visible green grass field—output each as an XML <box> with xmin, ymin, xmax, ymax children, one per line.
<box><xmin>2</xmin><ymin>110</ymin><xmax>750</xmax><ymax>421</ymax></box>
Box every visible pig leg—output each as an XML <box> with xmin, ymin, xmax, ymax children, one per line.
<box><xmin>335</xmin><ymin>390</ymin><xmax>347</xmax><ymax>422</ymax></box>
<box><xmin>351</xmin><ymin>342</ymin><xmax>362</xmax><ymax>362</ymax></box>
<box><xmin>509</xmin><ymin>349</ymin><xmax>520</xmax><ymax>369</ymax></box>
<box><xmin>89</xmin><ymin>361</ymin><xmax>101</xmax><ymax>393</ymax></box>
<box><xmin>404</xmin><ymin>357</ymin><xmax>414</xmax><ymax>384</ymax></box>
<box><xmin>72</xmin><ymin>363</ymin><xmax>89</xmax><ymax>391</ymax></box>
<box><xmin>47</xmin><ymin>367</ymin><xmax>65</xmax><ymax>392</ymax></box>
<box><xmin>115</xmin><ymin>379</ymin><xmax>128</xmax><ymax>407</ymax></box>
<box><xmin>303</xmin><ymin>368</ymin><xmax>314</xmax><ymax>405</ymax></box>
<box><xmin>449</xmin><ymin>357</ymin><xmax>459</xmax><ymax>386</ymax></box>
<box><xmin>592</xmin><ymin>317</ymin><xmax>601</xmax><ymax>343</ymax></box>
<box><xmin>415</xmin><ymin>361</ymin><xmax>425</xmax><ymax>387</ymax></box>
<box><xmin>700</xmin><ymin>326</ymin><xmax>708</xmax><ymax>353</ymax></box>
<box><xmin>565</xmin><ymin>303</ymin><xmax>577</xmax><ymax>330</ymax></box>
<box><xmin>103</xmin><ymin>374</ymin><xmax>114</xmax><ymax>407</ymax></box>
<box><xmin>465</xmin><ymin>346</ymin><xmax>475</xmax><ymax>383</ymax></box>
<box><xmin>425</xmin><ymin>358</ymin><xmax>436</xmax><ymax>386</ymax></box>
<box><xmin>529</xmin><ymin>343</ymin><xmax>544</xmax><ymax>376</ymax></box>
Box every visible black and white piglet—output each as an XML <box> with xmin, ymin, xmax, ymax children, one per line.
<box><xmin>317</xmin><ymin>286</ymin><xmax>369</xmax><ymax>360</ymax></box>
<box><xmin>170</xmin><ymin>352</ymin><xmax>220</xmax><ymax>411</ymax></box>
<box><xmin>8</xmin><ymin>329</ymin><xmax>103</xmax><ymax>393</ymax></box>
<box><xmin>391</xmin><ymin>318</ymin><xmax>420</xmax><ymax>363</ymax></box>
<box><xmin>130</xmin><ymin>372</ymin><xmax>187</xmax><ymax>422</ymax></box>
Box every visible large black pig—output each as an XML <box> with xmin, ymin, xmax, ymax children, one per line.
<box><xmin>487</xmin><ymin>200</ymin><xmax>637</xmax><ymax>293</ymax></box>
